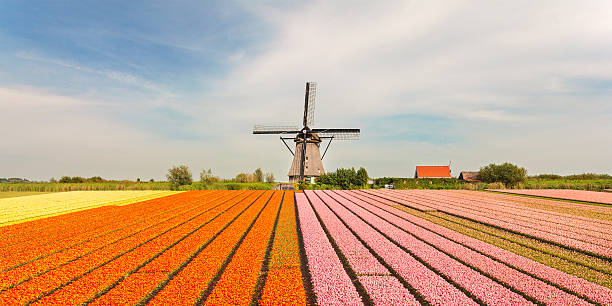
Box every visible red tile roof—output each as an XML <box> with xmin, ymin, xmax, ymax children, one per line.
<box><xmin>415</xmin><ymin>166</ymin><xmax>451</xmax><ymax>178</ymax></box>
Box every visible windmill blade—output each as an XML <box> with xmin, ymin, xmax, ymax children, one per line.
<box><xmin>253</xmin><ymin>125</ymin><xmax>300</xmax><ymax>134</ymax></box>
<box><xmin>312</xmin><ymin>128</ymin><xmax>360</xmax><ymax>140</ymax></box>
<box><xmin>303</xmin><ymin>82</ymin><xmax>316</xmax><ymax>127</ymax></box>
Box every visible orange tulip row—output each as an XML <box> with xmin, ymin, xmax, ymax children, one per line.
<box><xmin>0</xmin><ymin>191</ymin><xmax>235</xmax><ymax>304</ymax></box>
<box><xmin>259</xmin><ymin>191</ymin><xmax>308</xmax><ymax>305</ymax></box>
<box><xmin>34</xmin><ymin>191</ymin><xmax>253</xmax><ymax>305</ymax></box>
<box><xmin>203</xmin><ymin>191</ymin><xmax>284</xmax><ymax>305</ymax></box>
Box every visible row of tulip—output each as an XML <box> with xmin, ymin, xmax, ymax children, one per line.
<box><xmin>0</xmin><ymin>191</ymin><xmax>213</xmax><ymax>269</ymax></box>
<box><xmin>428</xmin><ymin>190</ymin><xmax>612</xmax><ymax>237</ymax></box>
<box><xmin>307</xmin><ymin>191</ymin><xmax>421</xmax><ymax>305</ymax></box>
<box><xmin>0</xmin><ymin>190</ymin><xmax>176</xmax><ymax>226</ymax></box>
<box><xmin>143</xmin><ymin>191</ymin><xmax>272</xmax><ymax>305</ymax></box>
<box><xmin>83</xmin><ymin>190</ymin><xmax>263</xmax><ymax>305</ymax></box>
<box><xmin>346</xmin><ymin>190</ymin><xmax>612</xmax><ymax>305</ymax></box>
<box><xmin>0</xmin><ymin>191</ymin><xmax>246</xmax><ymax>304</ymax></box>
<box><xmin>491</xmin><ymin>189</ymin><xmax>612</xmax><ymax>205</ymax></box>
<box><xmin>376</xmin><ymin>189</ymin><xmax>611</xmax><ymax>244</ymax></box>
<box><xmin>374</xmin><ymin>190</ymin><xmax>611</xmax><ymax>258</ymax></box>
<box><xmin>0</xmin><ymin>192</ymin><xmax>226</xmax><ymax>294</ymax></box>
<box><xmin>301</xmin><ymin>191</ymin><xmax>477</xmax><ymax>305</ymax></box>
<box><xmin>312</xmin><ymin>190</ymin><xmax>529</xmax><ymax>305</ymax></box>
<box><xmin>452</xmin><ymin>190</ymin><xmax>612</xmax><ymax>226</ymax></box>
<box><xmin>259</xmin><ymin>191</ymin><xmax>308</xmax><ymax>305</ymax></box>
<box><xmin>0</xmin><ymin>191</ymin><xmax>193</xmax><ymax>252</ymax></box>
<box><xmin>203</xmin><ymin>191</ymin><xmax>283</xmax><ymax>305</ymax></box>
<box><xmin>458</xmin><ymin>190</ymin><xmax>612</xmax><ymax>222</ymax></box>
<box><xmin>295</xmin><ymin>193</ymin><xmax>363</xmax><ymax>305</ymax></box>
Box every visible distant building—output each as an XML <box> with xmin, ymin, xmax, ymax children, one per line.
<box><xmin>414</xmin><ymin>166</ymin><xmax>452</xmax><ymax>178</ymax></box>
<box><xmin>458</xmin><ymin>171</ymin><xmax>480</xmax><ymax>182</ymax></box>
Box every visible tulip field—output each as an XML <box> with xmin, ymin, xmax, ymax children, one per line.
<box><xmin>489</xmin><ymin>189</ymin><xmax>612</xmax><ymax>205</ymax></box>
<box><xmin>0</xmin><ymin>189</ymin><xmax>610</xmax><ymax>305</ymax></box>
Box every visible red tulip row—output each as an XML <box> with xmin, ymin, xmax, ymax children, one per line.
<box><xmin>491</xmin><ymin>189</ymin><xmax>612</xmax><ymax>205</ymax></box>
<box><xmin>372</xmin><ymin>189</ymin><xmax>611</xmax><ymax>258</ymax></box>
<box><xmin>0</xmin><ymin>191</ymin><xmax>245</xmax><ymax>304</ymax></box>
<box><xmin>347</xmin><ymin>190</ymin><xmax>612</xmax><ymax>305</ymax></box>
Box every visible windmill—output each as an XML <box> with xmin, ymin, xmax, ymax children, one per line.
<box><xmin>253</xmin><ymin>82</ymin><xmax>360</xmax><ymax>183</ymax></box>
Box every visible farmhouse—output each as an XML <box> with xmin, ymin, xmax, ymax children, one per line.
<box><xmin>414</xmin><ymin>166</ymin><xmax>452</xmax><ymax>178</ymax></box>
<box><xmin>458</xmin><ymin>171</ymin><xmax>480</xmax><ymax>181</ymax></box>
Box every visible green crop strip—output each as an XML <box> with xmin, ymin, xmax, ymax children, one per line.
<box><xmin>393</xmin><ymin>206</ymin><xmax>612</xmax><ymax>289</ymax></box>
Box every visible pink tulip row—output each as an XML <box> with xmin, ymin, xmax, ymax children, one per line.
<box><xmin>295</xmin><ymin>193</ymin><xmax>362</xmax><ymax>305</ymax></box>
<box><xmin>313</xmin><ymin>190</ymin><xmax>526</xmax><ymax>305</ymax></box>
<box><xmin>462</xmin><ymin>190</ymin><xmax>612</xmax><ymax>220</ymax></box>
<box><xmin>433</xmin><ymin>190</ymin><xmax>612</xmax><ymax>237</ymax></box>
<box><xmin>305</xmin><ymin>191</ymin><xmax>477</xmax><ymax>305</ymax></box>
<box><xmin>327</xmin><ymin>190</ymin><xmax>566</xmax><ymax>305</ymax></box>
<box><xmin>304</xmin><ymin>191</ymin><xmax>419</xmax><ymax>305</ymax></box>
<box><xmin>373</xmin><ymin>190</ymin><xmax>611</xmax><ymax>258</ymax></box>
<box><xmin>490</xmin><ymin>189</ymin><xmax>612</xmax><ymax>205</ymax></box>
<box><xmin>344</xmin><ymin>190</ymin><xmax>611</xmax><ymax>305</ymax></box>
<box><xmin>376</xmin><ymin>189</ymin><xmax>611</xmax><ymax>241</ymax></box>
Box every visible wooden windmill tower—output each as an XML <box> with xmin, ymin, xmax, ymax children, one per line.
<box><xmin>253</xmin><ymin>82</ymin><xmax>360</xmax><ymax>183</ymax></box>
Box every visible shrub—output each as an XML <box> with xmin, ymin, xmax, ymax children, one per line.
<box><xmin>265</xmin><ymin>172</ymin><xmax>275</xmax><ymax>183</ymax></box>
<box><xmin>479</xmin><ymin>163</ymin><xmax>527</xmax><ymax>187</ymax></box>
<box><xmin>166</xmin><ymin>165</ymin><xmax>193</xmax><ymax>186</ymax></box>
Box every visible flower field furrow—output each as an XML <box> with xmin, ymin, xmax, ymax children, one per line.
<box><xmin>305</xmin><ymin>193</ymin><xmax>475</xmax><ymax>305</ymax></box>
<box><xmin>344</xmin><ymin>190</ymin><xmax>612</xmax><ymax>304</ymax></box>
<box><xmin>41</xmin><ymin>191</ymin><xmax>263</xmax><ymax>305</ymax></box>
<box><xmin>338</xmin><ymin>191</ymin><xmax>595</xmax><ymax>305</ymax></box>
<box><xmin>0</xmin><ymin>191</ymin><xmax>243</xmax><ymax>304</ymax></box>
<box><xmin>445</xmin><ymin>190</ymin><xmax>612</xmax><ymax>230</ymax></box>
<box><xmin>259</xmin><ymin>191</ymin><xmax>307</xmax><ymax>305</ymax></box>
<box><xmin>202</xmin><ymin>191</ymin><xmax>282</xmax><ymax>305</ymax></box>
<box><xmin>144</xmin><ymin>191</ymin><xmax>272</xmax><ymax>305</ymax></box>
<box><xmin>378</xmin><ymin>189</ymin><xmax>612</xmax><ymax>242</ymax></box>
<box><xmin>0</xmin><ymin>191</ymin><xmax>198</xmax><ymax>251</ymax></box>
<box><xmin>425</xmin><ymin>190</ymin><xmax>612</xmax><ymax>237</ymax></box>
<box><xmin>375</xmin><ymin>190</ymin><xmax>612</xmax><ymax>258</ymax></box>
<box><xmin>0</xmin><ymin>189</ymin><xmax>607</xmax><ymax>305</ymax></box>
<box><xmin>0</xmin><ymin>192</ymin><xmax>204</xmax><ymax>266</ymax></box>
<box><xmin>322</xmin><ymin>190</ymin><xmax>528</xmax><ymax>305</ymax></box>
<box><xmin>295</xmin><ymin>193</ymin><xmax>363</xmax><ymax>305</ymax></box>
<box><xmin>0</xmin><ymin>190</ymin><xmax>178</xmax><ymax>226</ymax></box>
<box><xmin>457</xmin><ymin>190</ymin><xmax>612</xmax><ymax>223</ymax></box>
<box><xmin>490</xmin><ymin>189</ymin><xmax>612</xmax><ymax>205</ymax></box>
<box><xmin>308</xmin><ymin>190</ymin><xmax>420</xmax><ymax>305</ymax></box>
<box><xmin>0</xmin><ymin>191</ymin><xmax>238</xmax><ymax>292</ymax></box>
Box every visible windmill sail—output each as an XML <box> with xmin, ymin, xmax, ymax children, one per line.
<box><xmin>303</xmin><ymin>82</ymin><xmax>316</xmax><ymax>127</ymax></box>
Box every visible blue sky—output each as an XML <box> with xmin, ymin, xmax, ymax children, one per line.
<box><xmin>1</xmin><ymin>0</ymin><xmax>611</xmax><ymax>181</ymax></box>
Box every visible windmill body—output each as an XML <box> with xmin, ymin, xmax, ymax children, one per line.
<box><xmin>253</xmin><ymin>82</ymin><xmax>360</xmax><ymax>183</ymax></box>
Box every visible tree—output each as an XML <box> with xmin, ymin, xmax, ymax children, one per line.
<box><xmin>479</xmin><ymin>163</ymin><xmax>527</xmax><ymax>187</ymax></box>
<box><xmin>234</xmin><ymin>173</ymin><xmax>255</xmax><ymax>183</ymax></box>
<box><xmin>265</xmin><ymin>172</ymin><xmax>275</xmax><ymax>183</ymax></box>
<box><xmin>254</xmin><ymin>168</ymin><xmax>264</xmax><ymax>183</ymax></box>
<box><xmin>166</xmin><ymin>165</ymin><xmax>193</xmax><ymax>186</ymax></box>
<box><xmin>200</xmin><ymin>169</ymin><xmax>220</xmax><ymax>183</ymax></box>
<box><xmin>356</xmin><ymin>167</ymin><xmax>369</xmax><ymax>186</ymax></box>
